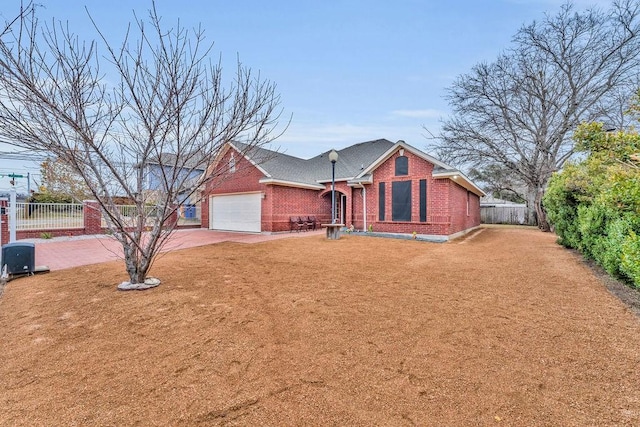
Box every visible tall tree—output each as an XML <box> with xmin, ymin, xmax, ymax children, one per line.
<box><xmin>468</xmin><ymin>164</ymin><xmax>526</xmax><ymax>203</ymax></box>
<box><xmin>39</xmin><ymin>157</ymin><xmax>92</xmax><ymax>201</ymax></box>
<box><xmin>432</xmin><ymin>1</ymin><xmax>640</xmax><ymax>230</ymax></box>
<box><xmin>0</xmin><ymin>3</ymin><xmax>283</xmax><ymax>288</ymax></box>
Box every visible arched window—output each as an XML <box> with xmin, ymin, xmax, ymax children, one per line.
<box><xmin>229</xmin><ymin>153</ymin><xmax>236</xmax><ymax>173</ymax></box>
<box><xmin>395</xmin><ymin>156</ymin><xmax>408</xmax><ymax>176</ymax></box>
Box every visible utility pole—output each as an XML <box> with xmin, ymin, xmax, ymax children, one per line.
<box><xmin>9</xmin><ymin>186</ymin><xmax>16</xmax><ymax>243</ymax></box>
<box><xmin>7</xmin><ymin>173</ymin><xmax>23</xmax><ymax>243</ymax></box>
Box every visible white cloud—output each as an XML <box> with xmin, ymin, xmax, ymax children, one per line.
<box><xmin>390</xmin><ymin>109</ymin><xmax>446</xmax><ymax>119</ymax></box>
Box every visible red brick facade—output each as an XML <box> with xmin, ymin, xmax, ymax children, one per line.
<box><xmin>353</xmin><ymin>150</ymin><xmax>481</xmax><ymax>236</ymax></box>
<box><xmin>203</xmin><ymin>145</ymin><xmax>481</xmax><ymax>237</ymax></box>
<box><xmin>0</xmin><ymin>199</ymin><xmax>7</xmax><ymax>245</ymax></box>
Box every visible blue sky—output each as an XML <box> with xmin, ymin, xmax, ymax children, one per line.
<box><xmin>0</xmin><ymin>0</ymin><xmax>613</xmax><ymax>192</ymax></box>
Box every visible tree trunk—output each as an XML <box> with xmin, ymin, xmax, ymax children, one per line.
<box><xmin>526</xmin><ymin>184</ymin><xmax>551</xmax><ymax>231</ymax></box>
<box><xmin>122</xmin><ymin>237</ymin><xmax>151</xmax><ymax>285</ymax></box>
<box><xmin>525</xmin><ymin>186</ymin><xmax>538</xmax><ymax>227</ymax></box>
<box><xmin>535</xmin><ymin>189</ymin><xmax>551</xmax><ymax>232</ymax></box>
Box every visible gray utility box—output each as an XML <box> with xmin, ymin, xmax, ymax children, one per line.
<box><xmin>2</xmin><ymin>242</ymin><xmax>36</xmax><ymax>275</ymax></box>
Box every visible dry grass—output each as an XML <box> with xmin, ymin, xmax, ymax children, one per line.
<box><xmin>1</xmin><ymin>227</ymin><xmax>639</xmax><ymax>426</ymax></box>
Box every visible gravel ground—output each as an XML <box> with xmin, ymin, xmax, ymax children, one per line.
<box><xmin>1</xmin><ymin>226</ymin><xmax>639</xmax><ymax>426</ymax></box>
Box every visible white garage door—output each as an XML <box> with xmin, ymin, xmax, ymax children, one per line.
<box><xmin>210</xmin><ymin>193</ymin><xmax>261</xmax><ymax>232</ymax></box>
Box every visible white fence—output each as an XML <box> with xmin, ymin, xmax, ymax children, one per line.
<box><xmin>11</xmin><ymin>202</ymin><xmax>201</xmax><ymax>231</ymax></box>
<box><xmin>101</xmin><ymin>204</ymin><xmax>201</xmax><ymax>227</ymax></box>
<box><xmin>13</xmin><ymin>202</ymin><xmax>84</xmax><ymax>230</ymax></box>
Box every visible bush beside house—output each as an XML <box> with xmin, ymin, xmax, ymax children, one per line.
<box><xmin>544</xmin><ymin>122</ymin><xmax>640</xmax><ymax>288</ymax></box>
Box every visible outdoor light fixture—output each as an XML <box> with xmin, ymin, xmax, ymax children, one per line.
<box><xmin>329</xmin><ymin>149</ymin><xmax>339</xmax><ymax>224</ymax></box>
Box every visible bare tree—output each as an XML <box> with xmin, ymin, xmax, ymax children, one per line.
<box><xmin>432</xmin><ymin>1</ymin><xmax>640</xmax><ymax>230</ymax></box>
<box><xmin>0</xmin><ymin>3</ymin><xmax>283</xmax><ymax>288</ymax></box>
<box><xmin>468</xmin><ymin>164</ymin><xmax>526</xmax><ymax>204</ymax></box>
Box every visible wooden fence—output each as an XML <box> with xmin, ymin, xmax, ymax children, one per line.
<box><xmin>480</xmin><ymin>205</ymin><xmax>527</xmax><ymax>225</ymax></box>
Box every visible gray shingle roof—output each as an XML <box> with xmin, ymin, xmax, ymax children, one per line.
<box><xmin>308</xmin><ymin>139</ymin><xmax>395</xmax><ymax>181</ymax></box>
<box><xmin>233</xmin><ymin>139</ymin><xmax>395</xmax><ymax>186</ymax></box>
<box><xmin>149</xmin><ymin>152</ymin><xmax>207</xmax><ymax>170</ymax></box>
<box><xmin>230</xmin><ymin>138</ymin><xmax>485</xmax><ymax>196</ymax></box>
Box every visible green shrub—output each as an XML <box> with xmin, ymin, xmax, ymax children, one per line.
<box><xmin>576</xmin><ymin>202</ymin><xmax>623</xmax><ymax>262</ymax></box>
<box><xmin>620</xmin><ymin>231</ymin><xmax>640</xmax><ymax>288</ymax></box>
<box><xmin>29</xmin><ymin>192</ymin><xmax>73</xmax><ymax>204</ymax></box>
<box><xmin>545</xmin><ymin>169</ymin><xmax>582</xmax><ymax>248</ymax></box>
<box><xmin>598</xmin><ymin>215</ymin><xmax>638</xmax><ymax>277</ymax></box>
<box><xmin>545</xmin><ymin>121</ymin><xmax>640</xmax><ymax>288</ymax></box>
<box><xmin>40</xmin><ymin>232</ymin><xmax>53</xmax><ymax>239</ymax></box>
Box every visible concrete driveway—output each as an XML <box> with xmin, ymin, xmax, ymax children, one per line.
<box><xmin>24</xmin><ymin>228</ymin><xmax>324</xmax><ymax>271</ymax></box>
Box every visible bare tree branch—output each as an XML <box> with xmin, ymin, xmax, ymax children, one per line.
<box><xmin>0</xmin><ymin>2</ymin><xmax>285</xmax><ymax>286</ymax></box>
<box><xmin>431</xmin><ymin>1</ymin><xmax>640</xmax><ymax>230</ymax></box>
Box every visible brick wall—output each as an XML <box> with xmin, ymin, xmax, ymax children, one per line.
<box><xmin>365</xmin><ymin>149</ymin><xmax>452</xmax><ymax>235</ymax></box>
<box><xmin>448</xmin><ymin>183</ymin><xmax>481</xmax><ymax>235</ymax></box>
<box><xmin>201</xmin><ymin>145</ymin><xmax>481</xmax><ymax>236</ymax></box>
<box><xmin>203</xmin><ymin>147</ymin><xmax>330</xmax><ymax>232</ymax></box>
<box><xmin>267</xmin><ymin>186</ymin><xmax>329</xmax><ymax>232</ymax></box>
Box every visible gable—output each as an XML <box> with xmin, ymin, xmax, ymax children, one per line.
<box><xmin>205</xmin><ymin>145</ymin><xmax>267</xmax><ymax>194</ymax></box>
<box><xmin>355</xmin><ymin>141</ymin><xmax>484</xmax><ymax>197</ymax></box>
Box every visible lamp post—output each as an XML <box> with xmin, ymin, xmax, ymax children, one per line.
<box><xmin>328</xmin><ymin>149</ymin><xmax>339</xmax><ymax>224</ymax></box>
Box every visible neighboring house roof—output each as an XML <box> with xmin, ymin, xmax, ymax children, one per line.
<box><xmin>480</xmin><ymin>195</ymin><xmax>526</xmax><ymax>206</ymax></box>
<box><xmin>228</xmin><ymin>139</ymin><xmax>485</xmax><ymax>196</ymax></box>
<box><xmin>147</xmin><ymin>152</ymin><xmax>207</xmax><ymax>171</ymax></box>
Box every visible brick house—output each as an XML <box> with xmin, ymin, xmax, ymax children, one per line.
<box><xmin>201</xmin><ymin>139</ymin><xmax>485</xmax><ymax>240</ymax></box>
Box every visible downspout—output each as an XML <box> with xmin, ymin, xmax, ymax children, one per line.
<box><xmin>361</xmin><ymin>184</ymin><xmax>366</xmax><ymax>232</ymax></box>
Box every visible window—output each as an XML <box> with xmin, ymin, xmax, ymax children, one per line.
<box><xmin>419</xmin><ymin>179</ymin><xmax>427</xmax><ymax>222</ymax></box>
<box><xmin>395</xmin><ymin>156</ymin><xmax>408</xmax><ymax>176</ymax></box>
<box><xmin>467</xmin><ymin>191</ymin><xmax>470</xmax><ymax>216</ymax></box>
<box><xmin>392</xmin><ymin>181</ymin><xmax>411</xmax><ymax>221</ymax></box>
<box><xmin>378</xmin><ymin>182</ymin><xmax>385</xmax><ymax>221</ymax></box>
<box><xmin>229</xmin><ymin>153</ymin><xmax>236</xmax><ymax>173</ymax></box>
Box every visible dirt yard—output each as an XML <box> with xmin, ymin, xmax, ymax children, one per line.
<box><xmin>1</xmin><ymin>227</ymin><xmax>639</xmax><ymax>426</ymax></box>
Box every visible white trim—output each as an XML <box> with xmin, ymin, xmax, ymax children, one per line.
<box><xmin>258</xmin><ymin>178</ymin><xmax>325</xmax><ymax>190</ymax></box>
<box><xmin>209</xmin><ymin>190</ymin><xmax>263</xmax><ymax>197</ymax></box>
<box><xmin>432</xmin><ymin>170</ymin><xmax>486</xmax><ymax>196</ymax></box>
<box><xmin>316</xmin><ymin>177</ymin><xmax>354</xmax><ymax>184</ymax></box>
<box><xmin>347</xmin><ymin>176</ymin><xmax>373</xmax><ymax>187</ymax></box>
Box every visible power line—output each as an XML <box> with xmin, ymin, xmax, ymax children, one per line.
<box><xmin>0</xmin><ymin>152</ymin><xmax>49</xmax><ymax>161</ymax></box>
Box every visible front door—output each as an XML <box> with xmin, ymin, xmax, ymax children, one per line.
<box><xmin>339</xmin><ymin>194</ymin><xmax>347</xmax><ymax>224</ymax></box>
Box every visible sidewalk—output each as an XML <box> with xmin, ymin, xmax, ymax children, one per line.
<box><xmin>24</xmin><ymin>228</ymin><xmax>324</xmax><ymax>271</ymax></box>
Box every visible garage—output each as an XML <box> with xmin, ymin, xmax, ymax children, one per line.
<box><xmin>210</xmin><ymin>193</ymin><xmax>262</xmax><ymax>232</ymax></box>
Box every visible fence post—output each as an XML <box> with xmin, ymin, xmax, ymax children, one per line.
<box><xmin>84</xmin><ymin>200</ymin><xmax>102</xmax><ymax>235</ymax></box>
<box><xmin>0</xmin><ymin>198</ymin><xmax>8</xmax><ymax>246</ymax></box>
<box><xmin>168</xmin><ymin>204</ymin><xmax>179</xmax><ymax>228</ymax></box>
<box><xmin>200</xmin><ymin>197</ymin><xmax>209</xmax><ymax>229</ymax></box>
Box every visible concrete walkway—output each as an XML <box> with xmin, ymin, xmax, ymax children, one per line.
<box><xmin>24</xmin><ymin>228</ymin><xmax>324</xmax><ymax>271</ymax></box>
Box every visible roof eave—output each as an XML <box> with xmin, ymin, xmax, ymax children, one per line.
<box><xmin>259</xmin><ymin>178</ymin><xmax>325</xmax><ymax>190</ymax></box>
<box><xmin>433</xmin><ymin>170</ymin><xmax>486</xmax><ymax>196</ymax></box>
<box><xmin>347</xmin><ymin>175</ymin><xmax>373</xmax><ymax>187</ymax></box>
<box><xmin>316</xmin><ymin>177</ymin><xmax>355</xmax><ymax>184</ymax></box>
